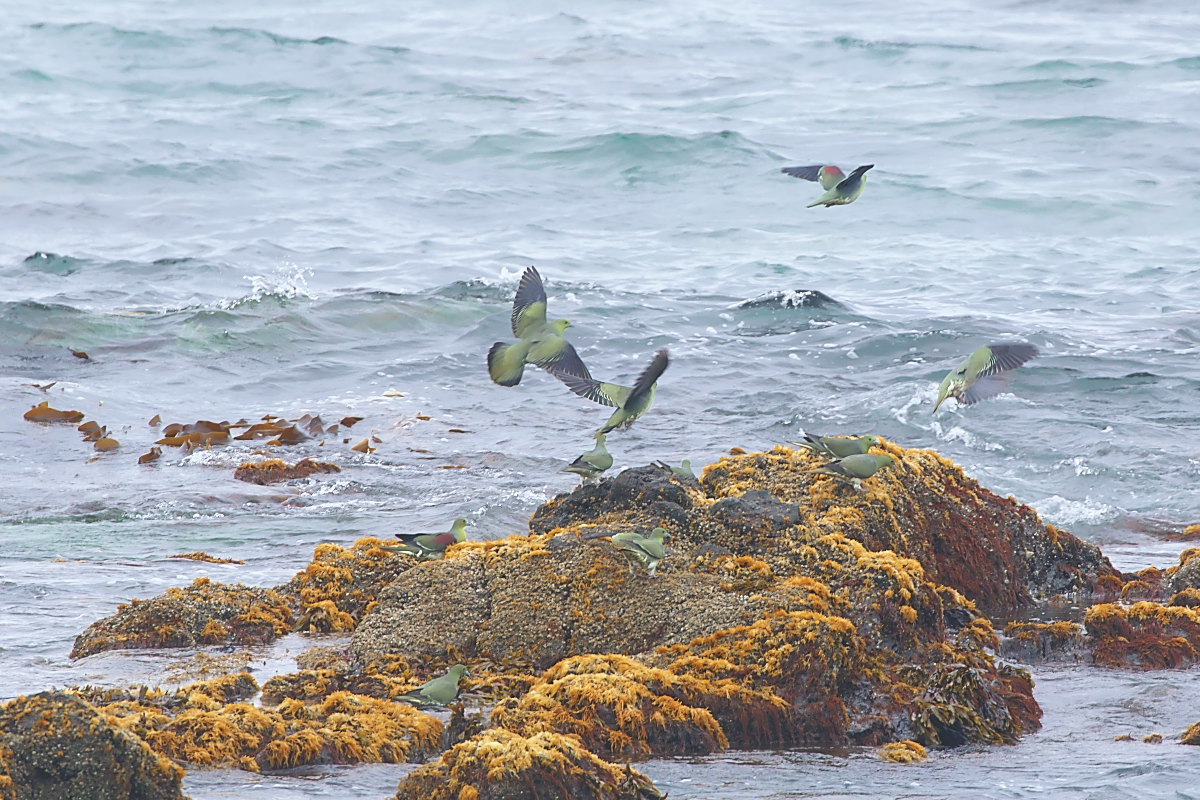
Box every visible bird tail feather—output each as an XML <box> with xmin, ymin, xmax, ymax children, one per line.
<box><xmin>488</xmin><ymin>341</ymin><xmax>529</xmax><ymax>386</ymax></box>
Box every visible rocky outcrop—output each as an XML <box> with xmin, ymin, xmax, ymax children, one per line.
<box><xmin>0</xmin><ymin>692</ymin><xmax>187</xmax><ymax>800</ymax></box>
<box><xmin>70</xmin><ymin>577</ymin><xmax>295</xmax><ymax>659</ymax></box>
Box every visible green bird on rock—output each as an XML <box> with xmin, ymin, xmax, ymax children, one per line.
<box><xmin>381</xmin><ymin>517</ymin><xmax>470</xmax><ymax>561</ymax></box>
<box><xmin>653</xmin><ymin>459</ymin><xmax>695</xmax><ymax>480</ymax></box>
<box><xmin>562</xmin><ymin>434</ymin><xmax>613</xmax><ymax>484</ymax></box>
<box><xmin>554</xmin><ymin>349</ymin><xmax>669</xmax><ymax>436</ymax></box>
<box><xmin>487</xmin><ymin>266</ymin><xmax>592</xmax><ymax>387</ymax></box>
<box><xmin>934</xmin><ymin>343</ymin><xmax>1039</xmax><ymax>413</ymax></box>
<box><xmin>789</xmin><ymin>434</ymin><xmax>881</xmax><ymax>459</ymax></box>
<box><xmin>396</xmin><ymin>664</ymin><xmax>470</xmax><ymax>708</ymax></box>
<box><xmin>781</xmin><ymin>163</ymin><xmax>874</xmax><ymax>208</ymax></box>
<box><xmin>809</xmin><ymin>453</ymin><xmax>895</xmax><ymax>491</ymax></box>
<box><xmin>611</xmin><ymin>527</ymin><xmax>670</xmax><ymax>577</ymax></box>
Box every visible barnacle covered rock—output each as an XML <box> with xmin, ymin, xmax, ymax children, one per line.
<box><xmin>0</xmin><ymin>692</ymin><xmax>186</xmax><ymax>800</ymax></box>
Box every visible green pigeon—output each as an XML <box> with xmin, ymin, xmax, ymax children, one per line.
<box><xmin>809</xmin><ymin>453</ymin><xmax>895</xmax><ymax>491</ymax></box>
<box><xmin>396</xmin><ymin>664</ymin><xmax>470</xmax><ymax>708</ymax></box>
<box><xmin>789</xmin><ymin>434</ymin><xmax>881</xmax><ymax>459</ymax></box>
<box><xmin>487</xmin><ymin>266</ymin><xmax>592</xmax><ymax>387</ymax></box>
<box><xmin>653</xmin><ymin>459</ymin><xmax>696</xmax><ymax>480</ymax></box>
<box><xmin>611</xmin><ymin>527</ymin><xmax>670</xmax><ymax>577</ymax></box>
<box><xmin>934</xmin><ymin>344</ymin><xmax>1039</xmax><ymax>413</ymax></box>
<box><xmin>381</xmin><ymin>517</ymin><xmax>470</xmax><ymax>561</ymax></box>
<box><xmin>553</xmin><ymin>349</ymin><xmax>669</xmax><ymax>436</ymax></box>
<box><xmin>781</xmin><ymin>163</ymin><xmax>874</xmax><ymax>208</ymax></box>
<box><xmin>562</xmin><ymin>434</ymin><xmax>613</xmax><ymax>484</ymax></box>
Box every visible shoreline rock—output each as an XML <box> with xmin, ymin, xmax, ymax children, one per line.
<box><xmin>30</xmin><ymin>443</ymin><xmax>1194</xmax><ymax>798</ymax></box>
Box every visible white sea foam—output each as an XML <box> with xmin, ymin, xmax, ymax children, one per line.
<box><xmin>1031</xmin><ymin>495</ymin><xmax>1120</xmax><ymax>527</ymax></box>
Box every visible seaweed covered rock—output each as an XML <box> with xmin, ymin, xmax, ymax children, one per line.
<box><xmin>281</xmin><ymin>538</ymin><xmax>417</xmax><ymax>632</ymax></box>
<box><xmin>72</xmin><ymin>537</ymin><xmax>415</xmax><ymax>658</ymax></box>
<box><xmin>533</xmin><ymin>446</ymin><xmax>1114</xmax><ymax>612</ymax></box>
<box><xmin>491</xmin><ymin>653</ymin><xmax>793</xmax><ymax>758</ymax></box>
<box><xmin>71</xmin><ymin>577</ymin><xmax>296</xmax><ymax>659</ymax></box>
<box><xmin>79</xmin><ymin>673</ymin><xmax>443</xmax><ymax>772</ymax></box>
<box><xmin>0</xmin><ymin>692</ymin><xmax>186</xmax><ymax>800</ymax></box>
<box><xmin>393</xmin><ymin>729</ymin><xmax>662</xmax><ymax>800</ymax></box>
<box><xmin>1084</xmin><ymin>601</ymin><xmax>1200</xmax><ymax>669</ymax></box>
<box><xmin>1164</xmin><ymin>548</ymin><xmax>1200</xmax><ymax>595</ymax></box>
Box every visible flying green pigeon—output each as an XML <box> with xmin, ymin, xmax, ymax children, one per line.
<box><xmin>396</xmin><ymin>664</ymin><xmax>470</xmax><ymax>708</ymax></box>
<box><xmin>562</xmin><ymin>434</ymin><xmax>613</xmax><ymax>484</ymax></box>
<box><xmin>553</xmin><ymin>349</ymin><xmax>669</xmax><ymax>436</ymax></box>
<box><xmin>934</xmin><ymin>344</ymin><xmax>1039</xmax><ymax>413</ymax></box>
<box><xmin>381</xmin><ymin>517</ymin><xmax>470</xmax><ymax>561</ymax></box>
<box><xmin>487</xmin><ymin>266</ymin><xmax>593</xmax><ymax>387</ymax></box>
<box><xmin>611</xmin><ymin>527</ymin><xmax>670</xmax><ymax>577</ymax></box>
<box><xmin>781</xmin><ymin>163</ymin><xmax>874</xmax><ymax>208</ymax></box>
<box><xmin>809</xmin><ymin>453</ymin><xmax>895</xmax><ymax>491</ymax></box>
<box><xmin>653</xmin><ymin>459</ymin><xmax>696</xmax><ymax>480</ymax></box>
<box><xmin>789</xmin><ymin>434</ymin><xmax>881</xmax><ymax>459</ymax></box>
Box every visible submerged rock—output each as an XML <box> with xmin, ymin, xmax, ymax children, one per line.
<box><xmin>0</xmin><ymin>692</ymin><xmax>186</xmax><ymax>800</ymax></box>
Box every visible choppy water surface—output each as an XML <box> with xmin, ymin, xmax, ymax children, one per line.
<box><xmin>2</xmin><ymin>0</ymin><xmax>1199</xmax><ymax>797</ymax></box>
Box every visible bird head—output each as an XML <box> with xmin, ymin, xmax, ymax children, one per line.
<box><xmin>448</xmin><ymin>664</ymin><xmax>470</xmax><ymax>681</ymax></box>
<box><xmin>933</xmin><ymin>370</ymin><xmax>966</xmax><ymax>413</ymax></box>
<box><xmin>650</xmin><ymin>527</ymin><xmax>671</xmax><ymax>541</ymax></box>
<box><xmin>550</xmin><ymin>319</ymin><xmax>572</xmax><ymax>334</ymax></box>
<box><xmin>875</xmin><ymin>454</ymin><xmax>896</xmax><ymax>468</ymax></box>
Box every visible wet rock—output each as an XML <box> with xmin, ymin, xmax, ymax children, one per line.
<box><xmin>0</xmin><ymin>691</ymin><xmax>186</xmax><ymax>800</ymax></box>
<box><xmin>1000</xmin><ymin>621</ymin><xmax>1088</xmax><ymax>664</ymax></box>
<box><xmin>393</xmin><ymin>729</ymin><xmax>663</xmax><ymax>800</ymax></box>
<box><xmin>71</xmin><ymin>577</ymin><xmax>295</xmax><ymax>659</ymax></box>
<box><xmin>233</xmin><ymin>457</ymin><xmax>341</xmax><ymax>485</ymax></box>
<box><xmin>1164</xmin><ymin>548</ymin><xmax>1200</xmax><ymax>595</ymax></box>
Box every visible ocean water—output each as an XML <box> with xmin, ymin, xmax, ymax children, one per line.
<box><xmin>2</xmin><ymin>0</ymin><xmax>1199</xmax><ymax>797</ymax></box>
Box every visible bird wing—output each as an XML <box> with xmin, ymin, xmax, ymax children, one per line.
<box><xmin>781</xmin><ymin>165</ymin><xmax>844</xmax><ymax>190</ymax></box>
<box><xmin>511</xmin><ymin>266</ymin><xmax>548</xmax><ymax>338</ymax></box>
<box><xmin>978</xmin><ymin>344</ymin><xmax>1039</xmax><ymax>378</ymax></box>
<box><xmin>635</xmin><ymin>538</ymin><xmax>666</xmax><ymax>559</ymax></box>
<box><xmin>624</xmin><ymin>349</ymin><xmax>669</xmax><ymax>410</ymax></box>
<box><xmin>532</xmin><ymin>340</ymin><xmax>593</xmax><ymax>380</ymax></box>
<box><xmin>553</xmin><ymin>371</ymin><xmax>627</xmax><ymax>408</ymax></box>
<box><xmin>960</xmin><ymin>374</ymin><xmax>1013</xmax><ymax>405</ymax></box>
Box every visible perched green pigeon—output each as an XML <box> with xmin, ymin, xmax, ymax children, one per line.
<box><xmin>934</xmin><ymin>344</ymin><xmax>1039</xmax><ymax>413</ymax></box>
<box><xmin>653</xmin><ymin>459</ymin><xmax>696</xmax><ymax>480</ymax></box>
<box><xmin>381</xmin><ymin>517</ymin><xmax>470</xmax><ymax>560</ymax></box>
<box><xmin>789</xmin><ymin>434</ymin><xmax>881</xmax><ymax>459</ymax></box>
<box><xmin>781</xmin><ymin>163</ymin><xmax>874</xmax><ymax>208</ymax></box>
<box><xmin>396</xmin><ymin>664</ymin><xmax>470</xmax><ymax>708</ymax></box>
<box><xmin>487</xmin><ymin>266</ymin><xmax>592</xmax><ymax>387</ymax></box>
<box><xmin>611</xmin><ymin>527</ymin><xmax>670</xmax><ymax>577</ymax></box>
<box><xmin>562</xmin><ymin>434</ymin><xmax>613</xmax><ymax>484</ymax></box>
<box><xmin>553</xmin><ymin>349</ymin><xmax>669</xmax><ymax>436</ymax></box>
<box><xmin>809</xmin><ymin>453</ymin><xmax>895</xmax><ymax>490</ymax></box>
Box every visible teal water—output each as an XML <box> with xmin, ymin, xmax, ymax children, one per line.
<box><xmin>2</xmin><ymin>0</ymin><xmax>1200</xmax><ymax>797</ymax></box>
